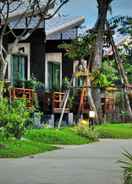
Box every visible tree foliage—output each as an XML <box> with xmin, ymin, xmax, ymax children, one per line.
<box><xmin>109</xmin><ymin>15</ymin><xmax>132</xmax><ymax>84</ymax></box>
<box><xmin>59</xmin><ymin>33</ymin><xmax>96</xmax><ymax>61</ymax></box>
<box><xmin>92</xmin><ymin>59</ymin><xmax>118</xmax><ymax>88</ymax></box>
<box><xmin>109</xmin><ymin>16</ymin><xmax>132</xmax><ymax>36</ymax></box>
<box><xmin>119</xmin><ymin>44</ymin><xmax>132</xmax><ymax>83</ymax></box>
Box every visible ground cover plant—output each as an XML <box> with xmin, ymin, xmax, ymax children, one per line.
<box><xmin>96</xmin><ymin>123</ymin><xmax>132</xmax><ymax>139</ymax></box>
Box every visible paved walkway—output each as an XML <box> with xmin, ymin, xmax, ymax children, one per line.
<box><xmin>0</xmin><ymin>139</ymin><xmax>132</xmax><ymax>184</ymax></box>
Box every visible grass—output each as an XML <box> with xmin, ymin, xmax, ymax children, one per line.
<box><xmin>25</xmin><ymin>128</ymin><xmax>90</xmax><ymax>145</ymax></box>
<box><xmin>96</xmin><ymin>123</ymin><xmax>132</xmax><ymax>139</ymax></box>
<box><xmin>2</xmin><ymin>122</ymin><xmax>132</xmax><ymax>158</ymax></box>
<box><xmin>0</xmin><ymin>139</ymin><xmax>57</xmax><ymax>158</ymax></box>
<box><xmin>0</xmin><ymin>127</ymin><xmax>90</xmax><ymax>158</ymax></box>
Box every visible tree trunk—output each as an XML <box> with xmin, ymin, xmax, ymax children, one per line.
<box><xmin>0</xmin><ymin>62</ymin><xmax>4</xmax><ymax>81</ymax></box>
<box><xmin>0</xmin><ymin>59</ymin><xmax>5</xmax><ymax>98</ymax></box>
<box><xmin>92</xmin><ymin>2</ymin><xmax>110</xmax><ymax>122</ymax></box>
<box><xmin>0</xmin><ymin>54</ymin><xmax>8</xmax><ymax>98</ymax></box>
<box><xmin>92</xmin><ymin>2</ymin><xmax>109</xmax><ymax>70</ymax></box>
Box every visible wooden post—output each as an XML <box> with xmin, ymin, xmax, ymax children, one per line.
<box><xmin>58</xmin><ymin>76</ymin><xmax>74</xmax><ymax>129</ymax></box>
<box><xmin>58</xmin><ymin>89</ymin><xmax>70</xmax><ymax>129</ymax></box>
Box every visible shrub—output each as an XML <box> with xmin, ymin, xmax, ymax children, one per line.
<box><xmin>0</xmin><ymin>98</ymin><xmax>31</xmax><ymax>139</ymax></box>
<box><xmin>119</xmin><ymin>151</ymin><xmax>132</xmax><ymax>184</ymax></box>
<box><xmin>74</xmin><ymin>123</ymin><xmax>99</xmax><ymax>142</ymax></box>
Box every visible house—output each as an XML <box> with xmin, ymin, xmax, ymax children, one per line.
<box><xmin>7</xmin><ymin>15</ymin><xmax>85</xmax><ymax>90</ymax></box>
<box><xmin>6</xmin><ymin>15</ymin><xmax>85</xmax><ymax>115</ymax></box>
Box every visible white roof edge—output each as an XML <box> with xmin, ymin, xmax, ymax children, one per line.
<box><xmin>8</xmin><ymin>5</ymin><xmax>52</xmax><ymax>21</ymax></box>
<box><xmin>46</xmin><ymin>16</ymin><xmax>85</xmax><ymax>36</ymax></box>
<box><xmin>116</xmin><ymin>35</ymin><xmax>131</xmax><ymax>46</ymax></box>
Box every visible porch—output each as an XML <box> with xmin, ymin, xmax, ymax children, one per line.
<box><xmin>9</xmin><ymin>87</ymin><xmax>70</xmax><ymax>114</ymax></box>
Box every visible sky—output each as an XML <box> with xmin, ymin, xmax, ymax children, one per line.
<box><xmin>61</xmin><ymin>0</ymin><xmax>132</xmax><ymax>29</ymax></box>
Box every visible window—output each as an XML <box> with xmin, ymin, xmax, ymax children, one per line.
<box><xmin>48</xmin><ymin>62</ymin><xmax>60</xmax><ymax>90</ymax></box>
<box><xmin>75</xmin><ymin>76</ymin><xmax>85</xmax><ymax>88</ymax></box>
<box><xmin>11</xmin><ymin>54</ymin><xmax>27</xmax><ymax>85</ymax></box>
<box><xmin>74</xmin><ymin>60</ymin><xmax>88</xmax><ymax>88</ymax></box>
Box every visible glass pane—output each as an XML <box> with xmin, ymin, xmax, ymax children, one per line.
<box><xmin>76</xmin><ymin>76</ymin><xmax>85</xmax><ymax>88</ymax></box>
<box><xmin>18</xmin><ymin>56</ymin><xmax>25</xmax><ymax>81</ymax></box>
<box><xmin>53</xmin><ymin>63</ymin><xmax>60</xmax><ymax>90</ymax></box>
<box><xmin>11</xmin><ymin>55</ymin><xmax>27</xmax><ymax>85</ymax></box>
<box><xmin>12</xmin><ymin>55</ymin><xmax>19</xmax><ymax>83</ymax></box>
<box><xmin>48</xmin><ymin>62</ymin><xmax>53</xmax><ymax>90</ymax></box>
<box><xmin>48</xmin><ymin>62</ymin><xmax>60</xmax><ymax>90</ymax></box>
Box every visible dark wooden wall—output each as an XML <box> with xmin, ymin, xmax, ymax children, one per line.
<box><xmin>30</xmin><ymin>31</ymin><xmax>73</xmax><ymax>83</ymax></box>
<box><xmin>30</xmin><ymin>29</ymin><xmax>45</xmax><ymax>83</ymax></box>
<box><xmin>62</xmin><ymin>55</ymin><xmax>73</xmax><ymax>80</ymax></box>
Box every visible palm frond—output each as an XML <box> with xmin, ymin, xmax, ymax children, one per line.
<box><xmin>118</xmin><ymin>150</ymin><xmax>132</xmax><ymax>184</ymax></box>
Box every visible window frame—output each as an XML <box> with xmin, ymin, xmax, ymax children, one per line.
<box><xmin>10</xmin><ymin>53</ymin><xmax>28</xmax><ymax>86</ymax></box>
<box><xmin>45</xmin><ymin>53</ymin><xmax>62</xmax><ymax>91</ymax></box>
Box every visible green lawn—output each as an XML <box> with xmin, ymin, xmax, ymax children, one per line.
<box><xmin>1</xmin><ymin>123</ymin><xmax>132</xmax><ymax>158</ymax></box>
<box><xmin>25</xmin><ymin>128</ymin><xmax>90</xmax><ymax>145</ymax></box>
<box><xmin>96</xmin><ymin>123</ymin><xmax>132</xmax><ymax>139</ymax></box>
<box><xmin>0</xmin><ymin>127</ymin><xmax>90</xmax><ymax>158</ymax></box>
<box><xmin>0</xmin><ymin>139</ymin><xmax>57</xmax><ymax>158</ymax></box>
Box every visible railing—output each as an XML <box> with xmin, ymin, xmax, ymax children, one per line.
<box><xmin>43</xmin><ymin>92</ymin><xmax>69</xmax><ymax>113</ymax></box>
<box><xmin>10</xmin><ymin>88</ymin><xmax>34</xmax><ymax>108</ymax></box>
<box><xmin>52</xmin><ymin>92</ymin><xmax>69</xmax><ymax>113</ymax></box>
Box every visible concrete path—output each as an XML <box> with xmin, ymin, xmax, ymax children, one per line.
<box><xmin>0</xmin><ymin>139</ymin><xmax>132</xmax><ymax>184</ymax></box>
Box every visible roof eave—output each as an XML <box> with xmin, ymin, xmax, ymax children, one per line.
<box><xmin>46</xmin><ymin>16</ymin><xmax>85</xmax><ymax>36</ymax></box>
